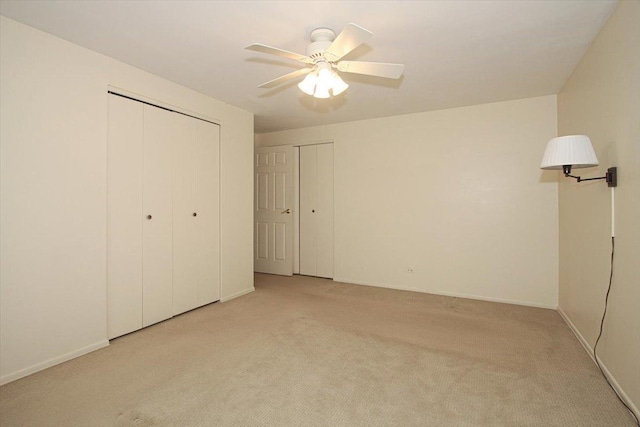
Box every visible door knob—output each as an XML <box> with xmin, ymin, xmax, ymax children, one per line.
<box><xmin>281</xmin><ymin>209</ymin><xmax>291</xmax><ymax>214</ymax></box>
<box><xmin>146</xmin><ymin>215</ymin><xmax>152</xmax><ymax>220</ymax></box>
<box><xmin>193</xmin><ymin>212</ymin><xmax>197</xmax><ymax>217</ymax></box>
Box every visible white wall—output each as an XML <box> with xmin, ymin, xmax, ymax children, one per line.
<box><xmin>557</xmin><ymin>0</ymin><xmax>639</xmax><ymax>415</ymax></box>
<box><xmin>257</xmin><ymin>95</ymin><xmax>559</xmax><ymax>308</ymax></box>
<box><xmin>0</xmin><ymin>17</ymin><xmax>254</xmax><ymax>384</ymax></box>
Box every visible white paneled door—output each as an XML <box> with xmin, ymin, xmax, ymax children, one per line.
<box><xmin>300</xmin><ymin>143</ymin><xmax>334</xmax><ymax>278</ymax></box>
<box><xmin>255</xmin><ymin>145</ymin><xmax>293</xmax><ymax>275</ymax></box>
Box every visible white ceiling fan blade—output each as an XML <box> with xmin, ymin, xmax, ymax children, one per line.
<box><xmin>337</xmin><ymin>61</ymin><xmax>404</xmax><ymax>79</ymax></box>
<box><xmin>258</xmin><ymin>67</ymin><xmax>312</xmax><ymax>88</ymax></box>
<box><xmin>245</xmin><ymin>43</ymin><xmax>314</xmax><ymax>64</ymax></box>
<box><xmin>324</xmin><ymin>23</ymin><xmax>373</xmax><ymax>62</ymax></box>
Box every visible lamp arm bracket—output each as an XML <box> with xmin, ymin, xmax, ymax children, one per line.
<box><xmin>564</xmin><ymin>174</ymin><xmax>607</xmax><ymax>182</ymax></box>
<box><xmin>563</xmin><ymin>167</ymin><xmax>617</xmax><ymax>187</ymax></box>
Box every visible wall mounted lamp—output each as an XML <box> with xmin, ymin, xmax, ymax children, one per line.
<box><xmin>540</xmin><ymin>135</ymin><xmax>617</xmax><ymax>187</ymax></box>
<box><xmin>541</xmin><ymin>137</ymin><xmax>637</xmax><ymax>423</ymax></box>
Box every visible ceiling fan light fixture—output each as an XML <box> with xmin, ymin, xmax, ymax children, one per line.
<box><xmin>316</xmin><ymin>67</ymin><xmax>333</xmax><ymax>87</ymax></box>
<box><xmin>331</xmin><ymin>73</ymin><xmax>349</xmax><ymax>96</ymax></box>
<box><xmin>301</xmin><ymin>66</ymin><xmax>349</xmax><ymax>98</ymax></box>
<box><xmin>313</xmin><ymin>85</ymin><xmax>331</xmax><ymax>99</ymax></box>
<box><xmin>298</xmin><ymin>71</ymin><xmax>317</xmax><ymax>95</ymax></box>
<box><xmin>310</xmin><ymin>66</ymin><xmax>332</xmax><ymax>98</ymax></box>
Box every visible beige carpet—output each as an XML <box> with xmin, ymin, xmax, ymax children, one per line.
<box><xmin>1</xmin><ymin>273</ymin><xmax>636</xmax><ymax>426</ymax></box>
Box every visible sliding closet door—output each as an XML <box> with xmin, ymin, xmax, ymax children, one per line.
<box><xmin>142</xmin><ymin>105</ymin><xmax>174</xmax><ymax>327</ymax></box>
<box><xmin>107</xmin><ymin>95</ymin><xmax>144</xmax><ymax>339</ymax></box>
<box><xmin>196</xmin><ymin>120</ymin><xmax>221</xmax><ymax>305</ymax></box>
<box><xmin>299</xmin><ymin>143</ymin><xmax>334</xmax><ymax>278</ymax></box>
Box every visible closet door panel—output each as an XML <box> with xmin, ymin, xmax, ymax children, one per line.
<box><xmin>172</xmin><ymin>115</ymin><xmax>199</xmax><ymax>315</ymax></box>
<box><xmin>107</xmin><ymin>95</ymin><xmax>143</xmax><ymax>339</ymax></box>
<box><xmin>316</xmin><ymin>144</ymin><xmax>334</xmax><ymax>278</ymax></box>
<box><xmin>299</xmin><ymin>145</ymin><xmax>318</xmax><ymax>276</ymax></box>
<box><xmin>197</xmin><ymin>121</ymin><xmax>221</xmax><ymax>305</ymax></box>
<box><xmin>142</xmin><ymin>105</ymin><xmax>174</xmax><ymax>327</ymax></box>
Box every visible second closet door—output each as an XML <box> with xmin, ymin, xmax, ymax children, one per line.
<box><xmin>172</xmin><ymin>115</ymin><xmax>199</xmax><ymax>314</ymax></box>
<box><xmin>300</xmin><ymin>143</ymin><xmax>334</xmax><ymax>278</ymax></box>
<box><xmin>173</xmin><ymin>117</ymin><xmax>220</xmax><ymax>315</ymax></box>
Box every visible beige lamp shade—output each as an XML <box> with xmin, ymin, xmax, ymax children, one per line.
<box><xmin>540</xmin><ymin>135</ymin><xmax>599</xmax><ymax>170</ymax></box>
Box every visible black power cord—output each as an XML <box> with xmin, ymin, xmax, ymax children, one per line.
<box><xmin>592</xmin><ymin>236</ymin><xmax>639</xmax><ymax>426</ymax></box>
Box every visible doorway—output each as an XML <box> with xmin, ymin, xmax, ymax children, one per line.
<box><xmin>254</xmin><ymin>142</ymin><xmax>334</xmax><ymax>278</ymax></box>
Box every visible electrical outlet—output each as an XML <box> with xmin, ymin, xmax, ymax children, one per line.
<box><xmin>406</xmin><ymin>267</ymin><xmax>414</xmax><ymax>274</ymax></box>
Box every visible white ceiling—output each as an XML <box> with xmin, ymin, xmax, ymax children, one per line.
<box><xmin>0</xmin><ymin>0</ymin><xmax>617</xmax><ymax>133</ymax></box>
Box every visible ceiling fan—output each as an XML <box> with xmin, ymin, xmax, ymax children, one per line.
<box><xmin>245</xmin><ymin>23</ymin><xmax>405</xmax><ymax>99</ymax></box>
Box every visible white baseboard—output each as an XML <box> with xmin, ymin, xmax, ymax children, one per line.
<box><xmin>220</xmin><ymin>287</ymin><xmax>255</xmax><ymax>302</ymax></box>
<box><xmin>558</xmin><ymin>308</ymin><xmax>639</xmax><ymax>420</ymax></box>
<box><xmin>332</xmin><ymin>277</ymin><xmax>557</xmax><ymax>310</ymax></box>
<box><xmin>0</xmin><ymin>339</ymin><xmax>110</xmax><ymax>386</ymax></box>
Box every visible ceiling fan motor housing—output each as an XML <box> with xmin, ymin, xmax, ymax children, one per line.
<box><xmin>306</xmin><ymin>28</ymin><xmax>336</xmax><ymax>60</ymax></box>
